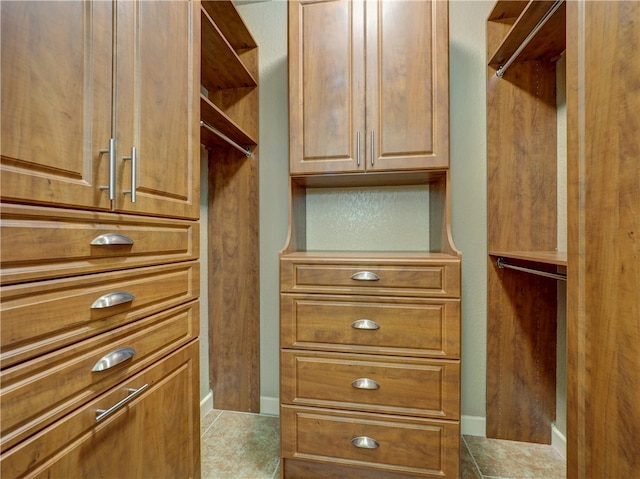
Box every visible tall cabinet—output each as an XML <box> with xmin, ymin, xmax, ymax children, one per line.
<box><xmin>486</xmin><ymin>1</ymin><xmax>640</xmax><ymax>477</ymax></box>
<box><xmin>1</xmin><ymin>1</ymin><xmax>201</xmax><ymax>477</ymax></box>
<box><xmin>281</xmin><ymin>1</ymin><xmax>460</xmax><ymax>478</ymax></box>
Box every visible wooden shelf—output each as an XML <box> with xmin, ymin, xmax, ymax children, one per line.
<box><xmin>282</xmin><ymin>251</ymin><xmax>461</xmax><ymax>262</ymax></box>
<box><xmin>489</xmin><ymin>250</ymin><xmax>567</xmax><ymax>266</ymax></box>
<box><xmin>201</xmin><ymin>1</ymin><xmax>256</xmax><ymax>50</ymax></box>
<box><xmin>488</xmin><ymin>0</ymin><xmax>566</xmax><ymax>68</ymax></box>
<box><xmin>201</xmin><ymin>6</ymin><xmax>257</xmax><ymax>92</ymax></box>
<box><xmin>200</xmin><ymin>94</ymin><xmax>256</xmax><ymax>150</ymax></box>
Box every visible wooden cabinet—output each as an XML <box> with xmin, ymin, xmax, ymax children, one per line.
<box><xmin>280</xmin><ymin>254</ymin><xmax>461</xmax><ymax>478</ymax></box>
<box><xmin>288</xmin><ymin>0</ymin><xmax>449</xmax><ymax>176</ymax></box>
<box><xmin>0</xmin><ymin>1</ymin><xmax>201</xmax><ymax>476</ymax></box>
<box><xmin>0</xmin><ymin>0</ymin><xmax>199</xmax><ymax>220</ymax></box>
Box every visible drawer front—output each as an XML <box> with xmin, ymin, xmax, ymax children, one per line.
<box><xmin>281</xmin><ymin>294</ymin><xmax>460</xmax><ymax>358</ymax></box>
<box><xmin>281</xmin><ymin>351</ymin><xmax>459</xmax><ymax>419</ymax></box>
<box><xmin>0</xmin><ymin>301</ymin><xmax>198</xmax><ymax>452</ymax></box>
<box><xmin>0</xmin><ymin>204</ymin><xmax>198</xmax><ymax>285</ymax></box>
<box><xmin>1</xmin><ymin>261</ymin><xmax>199</xmax><ymax>368</ymax></box>
<box><xmin>0</xmin><ymin>341</ymin><xmax>199</xmax><ymax>479</ymax></box>
<box><xmin>281</xmin><ymin>406</ymin><xmax>460</xmax><ymax>478</ymax></box>
<box><xmin>280</xmin><ymin>258</ymin><xmax>460</xmax><ymax>298</ymax></box>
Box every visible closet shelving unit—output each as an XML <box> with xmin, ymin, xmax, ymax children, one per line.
<box><xmin>486</xmin><ymin>0</ymin><xmax>566</xmax><ymax>445</ymax></box>
<box><xmin>200</xmin><ymin>1</ymin><xmax>260</xmax><ymax>413</ymax></box>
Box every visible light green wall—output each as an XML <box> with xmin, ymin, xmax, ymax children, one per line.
<box><xmin>221</xmin><ymin>0</ymin><xmax>494</xmax><ymax>420</ymax></box>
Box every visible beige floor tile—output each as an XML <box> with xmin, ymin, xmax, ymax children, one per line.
<box><xmin>464</xmin><ymin>435</ymin><xmax>566</xmax><ymax>479</ymax></box>
<box><xmin>201</xmin><ymin>409</ymin><xmax>223</xmax><ymax>436</ymax></box>
<box><xmin>201</xmin><ymin>410</ymin><xmax>280</xmax><ymax>479</ymax></box>
<box><xmin>461</xmin><ymin>437</ymin><xmax>483</xmax><ymax>479</ymax></box>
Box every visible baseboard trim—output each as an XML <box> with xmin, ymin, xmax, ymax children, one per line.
<box><xmin>260</xmin><ymin>396</ymin><xmax>280</xmax><ymax>416</ymax></box>
<box><xmin>200</xmin><ymin>391</ymin><xmax>214</xmax><ymax>419</ymax></box>
<box><xmin>461</xmin><ymin>415</ymin><xmax>486</xmax><ymax>437</ymax></box>
<box><xmin>551</xmin><ymin>423</ymin><xmax>567</xmax><ymax>460</ymax></box>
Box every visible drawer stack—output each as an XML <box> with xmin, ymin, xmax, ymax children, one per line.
<box><xmin>280</xmin><ymin>252</ymin><xmax>461</xmax><ymax>478</ymax></box>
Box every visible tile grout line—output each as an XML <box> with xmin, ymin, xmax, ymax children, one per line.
<box><xmin>462</xmin><ymin>435</ymin><xmax>488</xmax><ymax>479</ymax></box>
<box><xmin>201</xmin><ymin>409</ymin><xmax>225</xmax><ymax>437</ymax></box>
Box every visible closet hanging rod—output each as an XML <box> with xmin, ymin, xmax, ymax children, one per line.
<box><xmin>496</xmin><ymin>0</ymin><xmax>564</xmax><ymax>78</ymax></box>
<box><xmin>200</xmin><ymin>121</ymin><xmax>252</xmax><ymax>157</ymax></box>
<box><xmin>497</xmin><ymin>257</ymin><xmax>567</xmax><ymax>281</ymax></box>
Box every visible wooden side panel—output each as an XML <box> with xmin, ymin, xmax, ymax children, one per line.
<box><xmin>567</xmin><ymin>2</ymin><xmax>640</xmax><ymax>477</ymax></box>
<box><xmin>208</xmin><ymin>146</ymin><xmax>260</xmax><ymax>412</ymax></box>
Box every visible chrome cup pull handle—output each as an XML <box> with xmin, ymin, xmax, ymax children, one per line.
<box><xmin>95</xmin><ymin>384</ymin><xmax>149</xmax><ymax>422</ymax></box>
<box><xmin>91</xmin><ymin>291</ymin><xmax>135</xmax><ymax>309</ymax></box>
<box><xmin>99</xmin><ymin>138</ymin><xmax>116</xmax><ymax>200</ymax></box>
<box><xmin>350</xmin><ymin>271</ymin><xmax>380</xmax><ymax>281</ymax></box>
<box><xmin>91</xmin><ymin>347</ymin><xmax>136</xmax><ymax>372</ymax></box>
<box><xmin>351</xmin><ymin>319</ymin><xmax>380</xmax><ymax>330</ymax></box>
<box><xmin>90</xmin><ymin>233</ymin><xmax>134</xmax><ymax>245</ymax></box>
<box><xmin>123</xmin><ymin>146</ymin><xmax>137</xmax><ymax>203</ymax></box>
<box><xmin>351</xmin><ymin>378</ymin><xmax>380</xmax><ymax>390</ymax></box>
<box><xmin>351</xmin><ymin>436</ymin><xmax>379</xmax><ymax>449</ymax></box>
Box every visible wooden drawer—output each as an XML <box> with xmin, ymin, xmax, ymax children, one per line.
<box><xmin>281</xmin><ymin>405</ymin><xmax>460</xmax><ymax>478</ymax></box>
<box><xmin>281</xmin><ymin>351</ymin><xmax>459</xmax><ymax>419</ymax></box>
<box><xmin>280</xmin><ymin>254</ymin><xmax>460</xmax><ymax>298</ymax></box>
<box><xmin>281</xmin><ymin>294</ymin><xmax>460</xmax><ymax>358</ymax></box>
<box><xmin>0</xmin><ymin>341</ymin><xmax>199</xmax><ymax>479</ymax></box>
<box><xmin>1</xmin><ymin>261</ymin><xmax>199</xmax><ymax>368</ymax></box>
<box><xmin>0</xmin><ymin>204</ymin><xmax>199</xmax><ymax>285</ymax></box>
<box><xmin>0</xmin><ymin>301</ymin><xmax>198</xmax><ymax>453</ymax></box>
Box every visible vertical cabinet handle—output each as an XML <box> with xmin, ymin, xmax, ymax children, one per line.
<box><xmin>351</xmin><ymin>436</ymin><xmax>380</xmax><ymax>449</ymax></box>
<box><xmin>99</xmin><ymin>138</ymin><xmax>116</xmax><ymax>200</ymax></box>
<box><xmin>370</xmin><ymin>130</ymin><xmax>375</xmax><ymax>166</ymax></box>
<box><xmin>350</xmin><ymin>271</ymin><xmax>380</xmax><ymax>281</ymax></box>
<box><xmin>123</xmin><ymin>146</ymin><xmax>137</xmax><ymax>203</ymax></box>
<box><xmin>351</xmin><ymin>319</ymin><xmax>380</xmax><ymax>330</ymax></box>
<box><xmin>95</xmin><ymin>384</ymin><xmax>149</xmax><ymax>422</ymax></box>
<box><xmin>356</xmin><ymin>131</ymin><xmax>361</xmax><ymax>166</ymax></box>
<box><xmin>351</xmin><ymin>378</ymin><xmax>380</xmax><ymax>390</ymax></box>
<box><xmin>91</xmin><ymin>347</ymin><xmax>136</xmax><ymax>371</ymax></box>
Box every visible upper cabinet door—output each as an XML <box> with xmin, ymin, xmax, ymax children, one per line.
<box><xmin>288</xmin><ymin>0</ymin><xmax>449</xmax><ymax>177</ymax></box>
<box><xmin>366</xmin><ymin>0</ymin><xmax>449</xmax><ymax>171</ymax></box>
<box><xmin>289</xmin><ymin>0</ymin><xmax>365</xmax><ymax>175</ymax></box>
<box><xmin>1</xmin><ymin>1</ymin><xmax>114</xmax><ymax>210</ymax></box>
<box><xmin>114</xmin><ymin>0</ymin><xmax>200</xmax><ymax>219</ymax></box>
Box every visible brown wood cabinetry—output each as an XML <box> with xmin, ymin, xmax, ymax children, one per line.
<box><xmin>0</xmin><ymin>0</ymin><xmax>200</xmax><ymax>220</ymax></box>
<box><xmin>0</xmin><ymin>1</ymin><xmax>201</xmax><ymax>477</ymax></box>
<box><xmin>288</xmin><ymin>0</ymin><xmax>449</xmax><ymax>176</ymax></box>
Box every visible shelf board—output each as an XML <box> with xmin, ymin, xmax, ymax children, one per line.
<box><xmin>201</xmin><ymin>6</ymin><xmax>257</xmax><ymax>92</ymax></box>
<box><xmin>200</xmin><ymin>94</ymin><xmax>257</xmax><ymax>150</ymax></box>
<box><xmin>291</xmin><ymin>170</ymin><xmax>447</xmax><ymax>188</ymax></box>
<box><xmin>488</xmin><ymin>1</ymin><xmax>528</xmax><ymax>23</ymax></box>
<box><xmin>488</xmin><ymin>0</ymin><xmax>566</xmax><ymax>68</ymax></box>
<box><xmin>489</xmin><ymin>250</ymin><xmax>567</xmax><ymax>266</ymax></box>
<box><xmin>281</xmin><ymin>251</ymin><xmax>462</xmax><ymax>262</ymax></box>
<box><xmin>201</xmin><ymin>1</ymin><xmax>257</xmax><ymax>50</ymax></box>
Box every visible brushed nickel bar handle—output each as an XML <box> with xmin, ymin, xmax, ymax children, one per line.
<box><xmin>90</xmin><ymin>233</ymin><xmax>134</xmax><ymax>245</ymax></box>
<box><xmin>91</xmin><ymin>347</ymin><xmax>136</xmax><ymax>372</ymax></box>
<box><xmin>351</xmin><ymin>378</ymin><xmax>380</xmax><ymax>390</ymax></box>
<box><xmin>351</xmin><ymin>436</ymin><xmax>379</xmax><ymax>449</ymax></box>
<box><xmin>356</xmin><ymin>130</ymin><xmax>361</xmax><ymax>166</ymax></box>
<box><xmin>351</xmin><ymin>319</ymin><xmax>380</xmax><ymax>330</ymax></box>
<box><xmin>91</xmin><ymin>291</ymin><xmax>135</xmax><ymax>310</ymax></box>
<box><xmin>99</xmin><ymin>138</ymin><xmax>116</xmax><ymax>200</ymax></box>
<box><xmin>350</xmin><ymin>271</ymin><xmax>380</xmax><ymax>281</ymax></box>
<box><xmin>95</xmin><ymin>384</ymin><xmax>149</xmax><ymax>422</ymax></box>
<box><xmin>370</xmin><ymin>130</ymin><xmax>375</xmax><ymax>166</ymax></box>
<box><xmin>122</xmin><ymin>146</ymin><xmax>137</xmax><ymax>203</ymax></box>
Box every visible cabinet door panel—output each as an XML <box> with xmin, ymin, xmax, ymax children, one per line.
<box><xmin>115</xmin><ymin>0</ymin><xmax>199</xmax><ymax>219</ymax></box>
<box><xmin>0</xmin><ymin>1</ymin><xmax>113</xmax><ymax>210</ymax></box>
<box><xmin>366</xmin><ymin>0</ymin><xmax>449</xmax><ymax>171</ymax></box>
<box><xmin>289</xmin><ymin>0</ymin><xmax>365</xmax><ymax>175</ymax></box>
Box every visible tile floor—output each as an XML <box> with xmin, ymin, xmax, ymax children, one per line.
<box><xmin>201</xmin><ymin>410</ymin><xmax>566</xmax><ymax>479</ymax></box>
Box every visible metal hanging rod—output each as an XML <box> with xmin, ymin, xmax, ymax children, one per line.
<box><xmin>497</xmin><ymin>257</ymin><xmax>567</xmax><ymax>281</ymax></box>
<box><xmin>496</xmin><ymin>0</ymin><xmax>564</xmax><ymax>78</ymax></box>
<box><xmin>200</xmin><ymin>121</ymin><xmax>252</xmax><ymax>157</ymax></box>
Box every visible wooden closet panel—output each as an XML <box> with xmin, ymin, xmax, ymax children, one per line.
<box><xmin>0</xmin><ymin>1</ymin><xmax>113</xmax><ymax>211</ymax></box>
